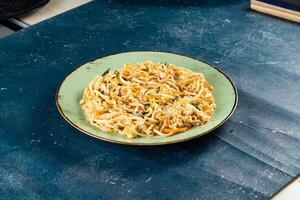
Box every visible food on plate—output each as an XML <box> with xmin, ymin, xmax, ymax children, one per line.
<box><xmin>80</xmin><ymin>61</ymin><xmax>215</xmax><ymax>138</ymax></box>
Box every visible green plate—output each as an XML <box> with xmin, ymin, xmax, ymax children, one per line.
<box><xmin>56</xmin><ymin>51</ymin><xmax>238</xmax><ymax>145</ymax></box>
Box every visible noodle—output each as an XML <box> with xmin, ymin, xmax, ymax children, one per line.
<box><xmin>80</xmin><ymin>61</ymin><xmax>216</xmax><ymax>138</ymax></box>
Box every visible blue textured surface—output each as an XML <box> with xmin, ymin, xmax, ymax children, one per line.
<box><xmin>0</xmin><ymin>0</ymin><xmax>299</xmax><ymax>199</ymax></box>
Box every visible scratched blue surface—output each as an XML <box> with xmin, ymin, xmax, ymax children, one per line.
<box><xmin>0</xmin><ymin>0</ymin><xmax>299</xmax><ymax>199</ymax></box>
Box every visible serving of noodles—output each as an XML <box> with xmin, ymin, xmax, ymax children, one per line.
<box><xmin>80</xmin><ymin>61</ymin><xmax>216</xmax><ymax>138</ymax></box>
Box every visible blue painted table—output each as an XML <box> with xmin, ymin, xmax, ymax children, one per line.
<box><xmin>0</xmin><ymin>0</ymin><xmax>299</xmax><ymax>199</ymax></box>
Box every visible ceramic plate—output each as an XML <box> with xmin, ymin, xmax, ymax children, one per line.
<box><xmin>56</xmin><ymin>51</ymin><xmax>237</xmax><ymax>145</ymax></box>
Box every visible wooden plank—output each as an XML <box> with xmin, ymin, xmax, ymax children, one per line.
<box><xmin>251</xmin><ymin>0</ymin><xmax>300</xmax><ymax>23</ymax></box>
<box><xmin>271</xmin><ymin>175</ymin><xmax>300</xmax><ymax>200</ymax></box>
<box><xmin>0</xmin><ymin>25</ymin><xmax>14</xmax><ymax>39</ymax></box>
<box><xmin>19</xmin><ymin>0</ymin><xmax>92</xmax><ymax>25</ymax></box>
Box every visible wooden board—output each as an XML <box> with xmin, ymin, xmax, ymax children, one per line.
<box><xmin>19</xmin><ymin>0</ymin><xmax>91</xmax><ymax>25</ymax></box>
<box><xmin>271</xmin><ymin>175</ymin><xmax>300</xmax><ymax>200</ymax></box>
<box><xmin>251</xmin><ymin>0</ymin><xmax>300</xmax><ymax>23</ymax></box>
<box><xmin>0</xmin><ymin>25</ymin><xmax>14</xmax><ymax>38</ymax></box>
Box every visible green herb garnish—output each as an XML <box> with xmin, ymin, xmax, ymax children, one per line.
<box><xmin>193</xmin><ymin>104</ymin><xmax>200</xmax><ymax>109</ymax></box>
<box><xmin>133</xmin><ymin>112</ymin><xmax>144</xmax><ymax>118</ymax></box>
<box><xmin>102</xmin><ymin>68</ymin><xmax>110</xmax><ymax>76</ymax></box>
<box><xmin>114</xmin><ymin>71</ymin><xmax>119</xmax><ymax>75</ymax></box>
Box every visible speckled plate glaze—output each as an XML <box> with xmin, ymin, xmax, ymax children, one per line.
<box><xmin>56</xmin><ymin>51</ymin><xmax>237</xmax><ymax>145</ymax></box>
